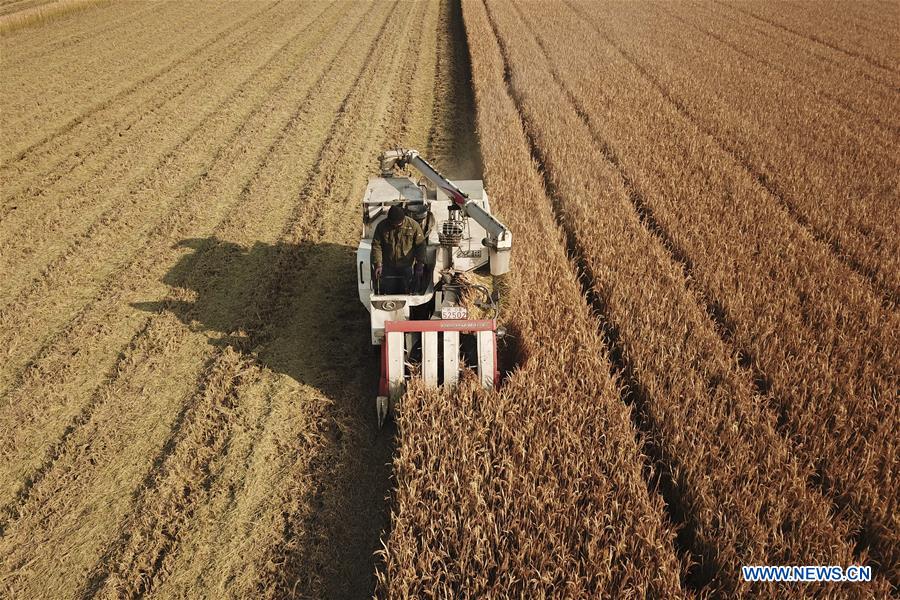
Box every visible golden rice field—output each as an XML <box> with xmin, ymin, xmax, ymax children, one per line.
<box><xmin>1</xmin><ymin>1</ymin><xmax>897</xmax><ymax>598</ymax></box>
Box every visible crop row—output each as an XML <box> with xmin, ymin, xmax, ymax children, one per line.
<box><xmin>720</xmin><ymin>0</ymin><xmax>900</xmax><ymax>73</ymax></box>
<box><xmin>483</xmin><ymin>1</ymin><xmax>892</xmax><ymax>597</ymax></box>
<box><xmin>675</xmin><ymin>1</ymin><xmax>899</xmax><ymax>133</ymax></box>
<box><xmin>563</xmin><ymin>0</ymin><xmax>899</xmax><ymax>585</ymax></box>
<box><xmin>560</xmin><ymin>0</ymin><xmax>900</xmax><ymax>580</ymax></box>
<box><xmin>588</xmin><ymin>1</ymin><xmax>899</xmax><ymax>302</ymax></box>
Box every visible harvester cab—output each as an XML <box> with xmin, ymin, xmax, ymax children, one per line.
<box><xmin>356</xmin><ymin>149</ymin><xmax>512</xmax><ymax>427</ymax></box>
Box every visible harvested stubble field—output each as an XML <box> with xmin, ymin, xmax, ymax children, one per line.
<box><xmin>1</xmin><ymin>0</ymin><xmax>472</xmax><ymax>596</ymax></box>
<box><xmin>0</xmin><ymin>1</ymin><xmax>897</xmax><ymax>599</ymax></box>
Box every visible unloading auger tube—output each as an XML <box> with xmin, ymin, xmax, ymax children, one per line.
<box><xmin>379</xmin><ymin>149</ymin><xmax>513</xmax><ymax>263</ymax></box>
<box><xmin>358</xmin><ymin>149</ymin><xmax>513</xmax><ymax>427</ymax></box>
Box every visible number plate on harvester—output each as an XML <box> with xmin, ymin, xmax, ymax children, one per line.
<box><xmin>441</xmin><ymin>306</ymin><xmax>468</xmax><ymax>320</ymax></box>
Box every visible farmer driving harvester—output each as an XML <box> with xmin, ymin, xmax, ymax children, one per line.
<box><xmin>372</xmin><ymin>204</ymin><xmax>426</xmax><ymax>294</ymax></box>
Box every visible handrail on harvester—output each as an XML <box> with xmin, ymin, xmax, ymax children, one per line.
<box><xmin>384</xmin><ymin>319</ymin><xmax>497</xmax><ymax>333</ymax></box>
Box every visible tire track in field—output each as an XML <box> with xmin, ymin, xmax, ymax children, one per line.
<box><xmin>249</xmin><ymin>4</ymin><xmax>437</xmax><ymax>596</ymax></box>
<box><xmin>1</xmin><ymin>1</ymin><xmax>211</xmax><ymax>118</ymax></box>
<box><xmin>793</xmin><ymin>0</ymin><xmax>897</xmax><ymax>38</ymax></box>
<box><xmin>179</xmin><ymin>3</ymin><xmax>422</xmax><ymax>595</ymax></box>
<box><xmin>75</xmin><ymin>350</ymin><xmax>257</xmax><ymax>600</ymax></box>
<box><xmin>713</xmin><ymin>0</ymin><xmax>900</xmax><ymax>77</ymax></box>
<box><xmin>0</xmin><ymin>1</ymin><xmax>271</xmax><ymax>164</ymax></box>
<box><xmin>239</xmin><ymin>8</ymin><xmax>426</xmax><ymax>597</ymax></box>
<box><xmin>0</xmin><ymin>0</ymin><xmax>351</xmax><ymax>512</ymax></box>
<box><xmin>0</xmin><ymin>313</ymin><xmax>214</xmax><ymax>600</ymax></box>
<box><xmin>0</xmin><ymin>0</ymin><xmax>279</xmax><ymax>167</ymax></box>
<box><xmin>0</xmin><ymin>1</ymin><xmax>244</xmax><ymax>198</ymax></box>
<box><xmin>0</xmin><ymin>2</ymin><xmax>330</xmax><ymax>391</ymax></box>
<box><xmin>0</xmin><ymin>0</ymin><xmax>362</xmax><ymax>515</ymax></box>
<box><xmin>72</xmin><ymin>3</ymin><xmax>406</xmax><ymax>596</ymax></box>
<box><xmin>2</xmin><ymin>0</ymin><xmax>379</xmax><ymax>565</ymax></box>
<box><xmin>0</xmin><ymin>0</ymin><xmax>281</xmax><ymax>221</ymax></box>
<box><xmin>0</xmin><ymin>0</ymin><xmax>325</xmax><ymax>295</ymax></box>
<box><xmin>0</xmin><ymin>2</ymin><xmax>394</xmax><ymax>593</ymax></box>
<box><xmin>565</xmin><ymin>0</ymin><xmax>898</xmax><ymax>307</ymax></box>
<box><xmin>426</xmin><ymin>0</ymin><xmax>482</xmax><ymax>177</ymax></box>
<box><xmin>143</xmin><ymin>370</ymin><xmax>282</xmax><ymax>593</ymax></box>
<box><xmin>0</xmin><ymin>314</ymin><xmax>153</xmax><ymax>535</ymax></box>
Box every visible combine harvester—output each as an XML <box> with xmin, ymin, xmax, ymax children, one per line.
<box><xmin>357</xmin><ymin>149</ymin><xmax>513</xmax><ymax>426</ymax></box>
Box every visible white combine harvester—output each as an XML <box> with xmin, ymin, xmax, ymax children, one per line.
<box><xmin>357</xmin><ymin>149</ymin><xmax>512</xmax><ymax>426</ymax></box>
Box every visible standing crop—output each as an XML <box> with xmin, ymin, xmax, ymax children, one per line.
<box><xmin>380</xmin><ymin>0</ymin><xmax>898</xmax><ymax>597</ymax></box>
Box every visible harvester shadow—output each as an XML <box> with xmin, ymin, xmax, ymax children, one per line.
<box><xmin>132</xmin><ymin>236</ymin><xmax>394</xmax><ymax>599</ymax></box>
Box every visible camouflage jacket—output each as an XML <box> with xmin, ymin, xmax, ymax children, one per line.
<box><xmin>372</xmin><ymin>216</ymin><xmax>426</xmax><ymax>268</ymax></box>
